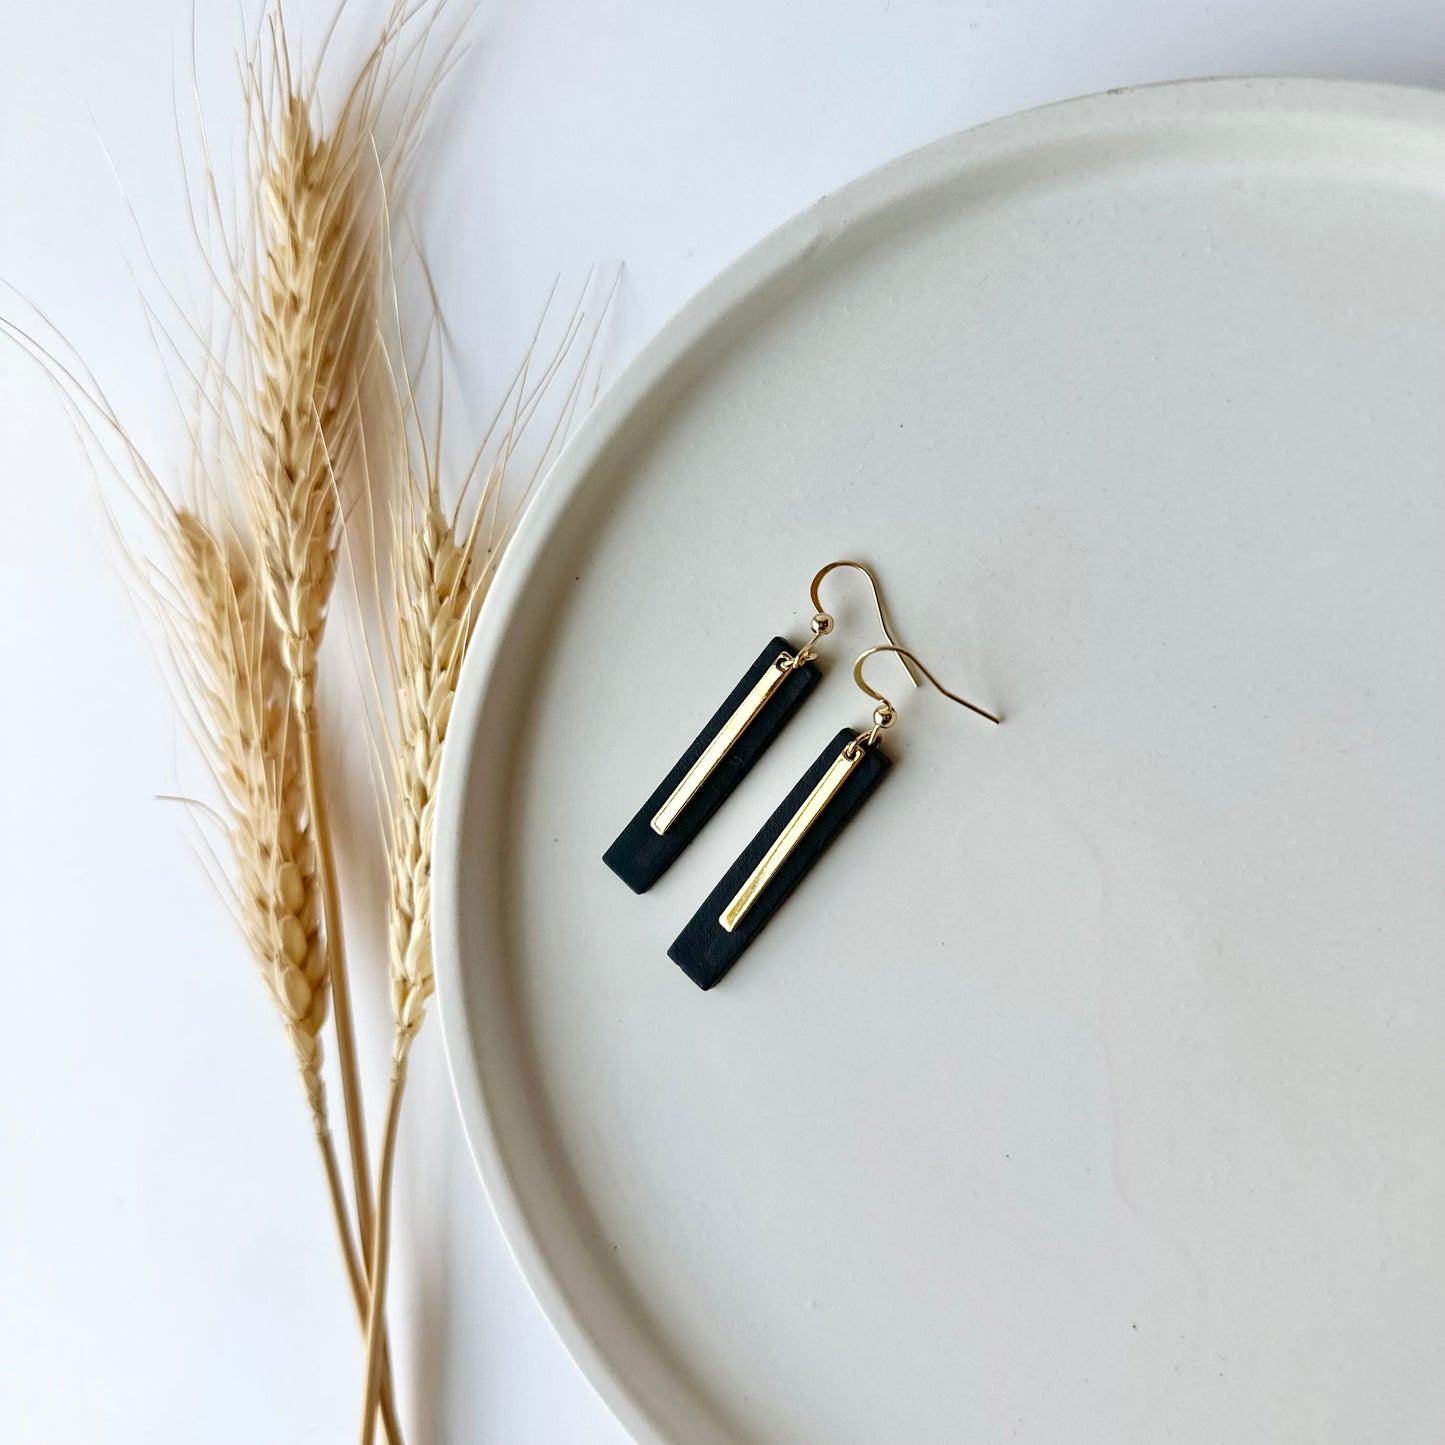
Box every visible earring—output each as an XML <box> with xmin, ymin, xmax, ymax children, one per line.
<box><xmin>667</xmin><ymin>644</ymin><xmax>1000</xmax><ymax>990</ymax></box>
<box><xmin>603</xmin><ymin>562</ymin><xmax>921</xmax><ymax>893</ymax></box>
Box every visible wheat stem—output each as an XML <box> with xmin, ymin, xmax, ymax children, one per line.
<box><xmin>360</xmin><ymin>1052</ymin><xmax>409</xmax><ymax>1445</ymax></box>
<box><xmin>317</xmin><ymin>1124</ymin><xmax>404</xmax><ymax>1445</ymax></box>
<box><xmin>297</xmin><ymin>703</ymin><xmax>376</xmax><ymax>1266</ymax></box>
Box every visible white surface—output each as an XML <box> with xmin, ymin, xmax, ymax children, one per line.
<box><xmin>1</xmin><ymin>6</ymin><xmax>1443</xmax><ymax>1445</ymax></box>
<box><xmin>435</xmin><ymin>79</ymin><xmax>1445</xmax><ymax>1445</ymax></box>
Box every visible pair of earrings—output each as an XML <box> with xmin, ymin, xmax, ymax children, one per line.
<box><xmin>603</xmin><ymin>561</ymin><xmax>1000</xmax><ymax>989</ymax></box>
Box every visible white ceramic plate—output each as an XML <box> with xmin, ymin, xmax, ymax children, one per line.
<box><xmin>435</xmin><ymin>79</ymin><xmax>1445</xmax><ymax>1445</ymax></box>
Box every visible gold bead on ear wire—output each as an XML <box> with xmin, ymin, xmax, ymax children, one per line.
<box><xmin>793</xmin><ymin>561</ymin><xmax>921</xmax><ymax>686</ymax></box>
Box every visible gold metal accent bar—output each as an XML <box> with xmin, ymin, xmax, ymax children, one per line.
<box><xmin>719</xmin><ymin>741</ymin><xmax>863</xmax><ymax>932</ymax></box>
<box><xmin>650</xmin><ymin>655</ymin><xmax>793</xmax><ymax>836</ymax></box>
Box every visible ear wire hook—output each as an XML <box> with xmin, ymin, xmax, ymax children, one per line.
<box><xmin>852</xmin><ymin>644</ymin><xmax>1002</xmax><ymax>744</ymax></box>
<box><xmin>806</xmin><ymin>560</ymin><xmax>922</xmax><ymax>686</ymax></box>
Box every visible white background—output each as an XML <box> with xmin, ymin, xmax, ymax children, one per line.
<box><xmin>2</xmin><ymin>3</ymin><xmax>1443</xmax><ymax>1443</ymax></box>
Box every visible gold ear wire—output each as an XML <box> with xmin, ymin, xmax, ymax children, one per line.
<box><xmin>804</xmin><ymin>560</ymin><xmax>922</xmax><ymax>685</ymax></box>
<box><xmin>852</xmin><ymin>643</ymin><xmax>1002</xmax><ymax>743</ymax></box>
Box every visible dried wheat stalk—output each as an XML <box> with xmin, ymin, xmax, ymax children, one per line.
<box><xmin>239</xmin><ymin>49</ymin><xmax>382</xmax><ymax>1274</ymax></box>
<box><xmin>355</xmin><ymin>284</ymin><xmax>609</xmax><ymax>1444</ymax></box>
<box><xmin>358</xmin><ymin>467</ymin><xmax>482</xmax><ymax>1445</ymax></box>
<box><xmin>163</xmin><ymin>506</ymin><xmax>405</xmax><ymax>1445</ymax></box>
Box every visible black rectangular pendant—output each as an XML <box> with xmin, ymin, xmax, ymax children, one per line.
<box><xmin>667</xmin><ymin>727</ymin><xmax>890</xmax><ymax>989</ymax></box>
<box><xmin>603</xmin><ymin>637</ymin><xmax>821</xmax><ymax>893</ymax></box>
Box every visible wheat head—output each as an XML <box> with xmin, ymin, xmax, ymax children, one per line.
<box><xmin>379</xmin><ymin>288</ymin><xmax>612</xmax><ymax>1059</ymax></box>
<box><xmin>386</xmin><ymin>483</ymin><xmax>480</xmax><ymax>1061</ymax></box>
<box><xmin>171</xmin><ymin>509</ymin><xmax>330</xmax><ymax>1122</ymax></box>
<box><xmin>243</xmin><ymin>79</ymin><xmax>376</xmax><ymax>702</ymax></box>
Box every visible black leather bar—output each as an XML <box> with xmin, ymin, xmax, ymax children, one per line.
<box><xmin>603</xmin><ymin>636</ymin><xmax>820</xmax><ymax>893</ymax></box>
<box><xmin>668</xmin><ymin>727</ymin><xmax>890</xmax><ymax>989</ymax></box>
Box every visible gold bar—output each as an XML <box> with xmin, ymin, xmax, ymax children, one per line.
<box><xmin>650</xmin><ymin>655</ymin><xmax>792</xmax><ymax>836</ymax></box>
<box><xmin>720</xmin><ymin>741</ymin><xmax>862</xmax><ymax>932</ymax></box>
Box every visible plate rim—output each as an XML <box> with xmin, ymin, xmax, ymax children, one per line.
<box><xmin>432</xmin><ymin>74</ymin><xmax>1445</xmax><ymax>1445</ymax></box>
